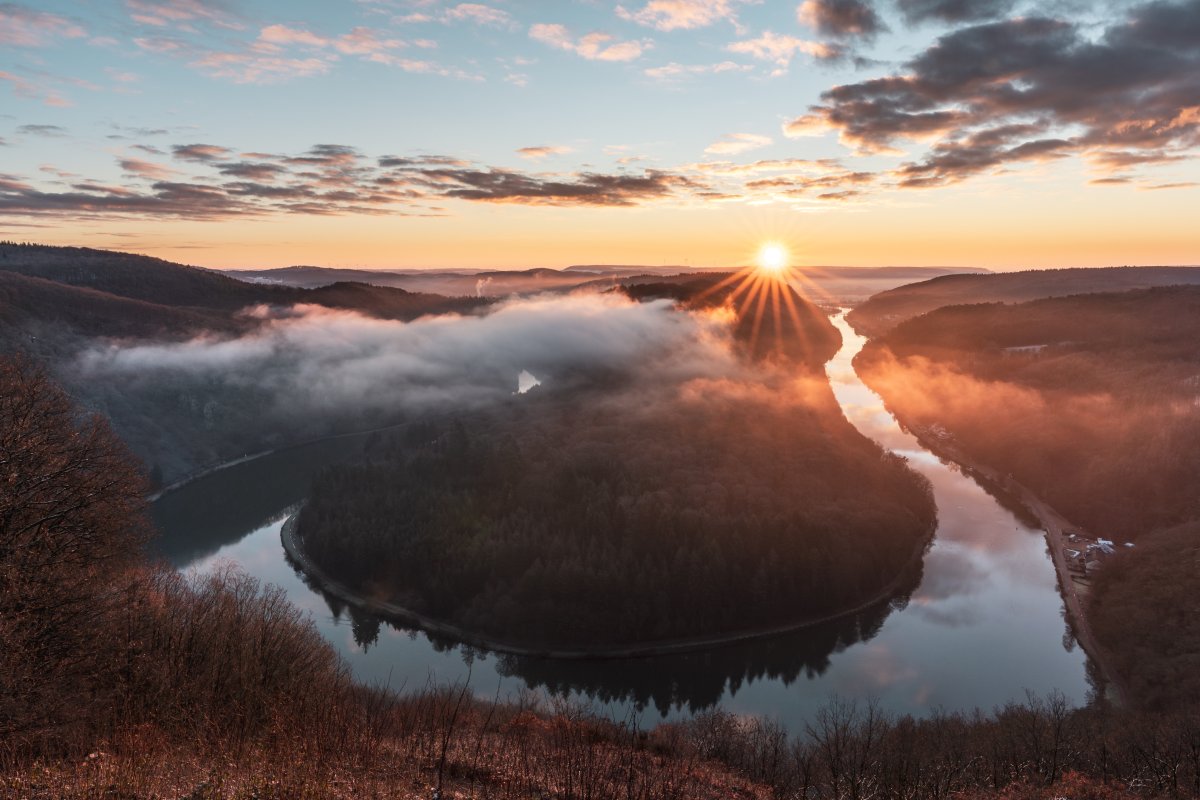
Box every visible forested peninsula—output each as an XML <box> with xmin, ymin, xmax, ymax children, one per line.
<box><xmin>296</xmin><ymin>284</ymin><xmax>936</xmax><ymax>648</ymax></box>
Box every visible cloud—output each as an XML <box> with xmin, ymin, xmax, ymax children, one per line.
<box><xmin>442</xmin><ymin>3</ymin><xmax>513</xmax><ymax>27</ymax></box>
<box><xmin>126</xmin><ymin>0</ymin><xmax>242</xmax><ymax>31</ymax></box>
<box><xmin>896</xmin><ymin>0</ymin><xmax>1017</xmax><ymax>24</ymax></box>
<box><xmin>516</xmin><ymin>145</ymin><xmax>574</xmax><ymax>160</ymax></box>
<box><xmin>257</xmin><ymin>23</ymin><xmax>406</xmax><ymax>55</ymax></box>
<box><xmin>172</xmin><ymin>143</ymin><xmax>232</xmax><ymax>162</ymax></box>
<box><xmin>0</xmin><ymin>3</ymin><xmax>86</xmax><ymax>46</ymax></box>
<box><xmin>365</xmin><ymin>53</ymin><xmax>481</xmax><ymax>79</ymax></box>
<box><xmin>797</xmin><ymin>0</ymin><xmax>887</xmax><ymax>40</ymax></box>
<box><xmin>119</xmin><ymin>157</ymin><xmax>180</xmax><ymax>180</ymax></box>
<box><xmin>687</xmin><ymin>157</ymin><xmax>845</xmax><ymax>175</ymax></box>
<box><xmin>782</xmin><ymin>114</ymin><xmax>834</xmax><ymax>138</ymax></box>
<box><xmin>129</xmin><ymin>12</ymin><xmax>469</xmax><ymax>84</ymax></box>
<box><xmin>789</xmin><ymin>1</ymin><xmax>1200</xmax><ymax>186</ymax></box>
<box><xmin>257</xmin><ymin>23</ymin><xmax>327</xmax><ymax>48</ymax></box>
<box><xmin>740</xmin><ymin>168</ymin><xmax>875</xmax><ymax>199</ymax></box>
<box><xmin>894</xmin><ymin>132</ymin><xmax>1073</xmax><ymax>188</ymax></box>
<box><xmin>705</xmin><ymin>132</ymin><xmax>773</xmax><ymax>155</ymax></box>
<box><xmin>643</xmin><ymin>60</ymin><xmax>752</xmax><ymax>80</ymax></box>
<box><xmin>816</xmin><ymin>188</ymin><xmax>862</xmax><ymax>200</ymax></box>
<box><xmin>16</xmin><ymin>123</ymin><xmax>68</xmax><ymax>137</ymax></box>
<box><xmin>0</xmin><ymin>142</ymin><xmax>703</xmax><ymax>220</ymax></box>
<box><xmin>411</xmin><ymin>166</ymin><xmax>697</xmax><ymax>206</ymax></box>
<box><xmin>215</xmin><ymin>161</ymin><xmax>288</xmax><ymax>180</ymax></box>
<box><xmin>530</xmin><ymin>23</ymin><xmax>650</xmax><ymax>61</ymax></box>
<box><xmin>616</xmin><ymin>0</ymin><xmax>751</xmax><ymax>31</ymax></box>
<box><xmin>190</xmin><ymin>50</ymin><xmax>332</xmax><ymax>84</ymax></box>
<box><xmin>0</xmin><ymin>71</ymin><xmax>71</xmax><ymax>107</ymax></box>
<box><xmin>75</xmin><ymin>293</ymin><xmax>742</xmax><ymax>419</ymax></box>
<box><xmin>726</xmin><ymin>30</ymin><xmax>841</xmax><ymax>72</ymax></box>
<box><xmin>1142</xmin><ymin>181</ymin><xmax>1199</xmax><ymax>189</ymax></box>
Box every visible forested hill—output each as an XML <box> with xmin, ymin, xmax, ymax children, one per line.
<box><xmin>858</xmin><ymin>285</ymin><xmax>1200</xmax><ymax>541</ymax></box>
<box><xmin>0</xmin><ymin>270</ymin><xmax>240</xmax><ymax>345</ymax></box>
<box><xmin>854</xmin><ymin>286</ymin><xmax>1200</xmax><ymax>708</ymax></box>
<box><xmin>0</xmin><ymin>242</ymin><xmax>486</xmax><ymax>320</ymax></box>
<box><xmin>847</xmin><ymin>266</ymin><xmax>1200</xmax><ymax>337</ymax></box>
<box><xmin>0</xmin><ymin>241</ymin><xmax>268</xmax><ymax>309</ymax></box>
<box><xmin>298</xmin><ymin>381</ymin><xmax>936</xmax><ymax>648</ymax></box>
<box><xmin>0</xmin><ymin>242</ymin><xmax>489</xmax><ymax>484</ymax></box>
<box><xmin>619</xmin><ymin>273</ymin><xmax>842</xmax><ymax>368</ymax></box>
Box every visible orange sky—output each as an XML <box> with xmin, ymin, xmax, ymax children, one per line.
<box><xmin>2</xmin><ymin>0</ymin><xmax>1197</xmax><ymax>271</ymax></box>
<box><xmin>37</xmin><ymin>176</ymin><xmax>1199</xmax><ymax>271</ymax></box>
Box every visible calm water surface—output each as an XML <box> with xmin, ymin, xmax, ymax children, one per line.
<box><xmin>153</xmin><ymin>312</ymin><xmax>1090</xmax><ymax>728</ymax></box>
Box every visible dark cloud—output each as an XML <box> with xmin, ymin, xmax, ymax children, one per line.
<box><xmin>16</xmin><ymin>124</ymin><xmax>67</xmax><ymax>137</ymax></box>
<box><xmin>0</xmin><ymin>180</ymin><xmax>242</xmax><ymax>219</ymax></box>
<box><xmin>789</xmin><ymin>0</ymin><xmax>1200</xmax><ymax>186</ymax></box>
<box><xmin>0</xmin><ymin>141</ymin><xmax>702</xmax><ymax>219</ymax></box>
<box><xmin>817</xmin><ymin>189</ymin><xmax>863</xmax><ymax>200</ymax></box>
<box><xmin>283</xmin><ymin>143</ymin><xmax>360</xmax><ymax>167</ymax></box>
<box><xmin>798</xmin><ymin>0</ymin><xmax>888</xmax><ymax>39</ymax></box>
<box><xmin>412</xmin><ymin>168</ymin><xmax>697</xmax><ymax>206</ymax></box>
<box><xmin>896</xmin><ymin>0</ymin><xmax>1017</xmax><ymax>24</ymax></box>
<box><xmin>378</xmin><ymin>154</ymin><xmax>468</xmax><ymax>168</ymax></box>
<box><xmin>171</xmin><ymin>143</ymin><xmax>233</xmax><ymax>162</ymax></box>
<box><xmin>216</xmin><ymin>161</ymin><xmax>287</xmax><ymax>180</ymax></box>
<box><xmin>895</xmin><ymin>133</ymin><xmax>1073</xmax><ymax>187</ymax></box>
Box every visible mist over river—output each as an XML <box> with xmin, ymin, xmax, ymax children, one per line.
<box><xmin>153</xmin><ymin>312</ymin><xmax>1089</xmax><ymax>728</ymax></box>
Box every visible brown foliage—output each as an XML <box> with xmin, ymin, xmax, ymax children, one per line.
<box><xmin>0</xmin><ymin>356</ymin><xmax>149</xmax><ymax>746</ymax></box>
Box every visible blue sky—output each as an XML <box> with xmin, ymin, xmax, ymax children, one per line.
<box><xmin>1</xmin><ymin>0</ymin><xmax>1198</xmax><ymax>268</ymax></box>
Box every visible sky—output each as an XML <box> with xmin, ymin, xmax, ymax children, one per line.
<box><xmin>0</xmin><ymin>0</ymin><xmax>1198</xmax><ymax>270</ymax></box>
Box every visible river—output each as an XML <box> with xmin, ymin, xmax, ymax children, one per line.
<box><xmin>152</xmin><ymin>311</ymin><xmax>1090</xmax><ymax>729</ymax></box>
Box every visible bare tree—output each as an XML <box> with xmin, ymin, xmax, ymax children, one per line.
<box><xmin>0</xmin><ymin>356</ymin><xmax>149</xmax><ymax>747</ymax></box>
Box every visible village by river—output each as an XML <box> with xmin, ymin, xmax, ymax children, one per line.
<box><xmin>152</xmin><ymin>312</ymin><xmax>1092</xmax><ymax>729</ymax></box>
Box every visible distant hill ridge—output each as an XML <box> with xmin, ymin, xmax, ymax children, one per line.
<box><xmin>0</xmin><ymin>242</ymin><xmax>487</xmax><ymax>325</ymax></box>
<box><xmin>848</xmin><ymin>266</ymin><xmax>1200</xmax><ymax>337</ymax></box>
<box><xmin>0</xmin><ymin>242</ymin><xmax>267</xmax><ymax>309</ymax></box>
<box><xmin>225</xmin><ymin>262</ymin><xmax>990</xmax><ymax>303</ymax></box>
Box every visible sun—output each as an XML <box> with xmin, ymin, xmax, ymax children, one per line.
<box><xmin>757</xmin><ymin>242</ymin><xmax>788</xmax><ymax>274</ymax></box>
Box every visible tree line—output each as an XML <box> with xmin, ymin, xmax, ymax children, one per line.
<box><xmin>7</xmin><ymin>354</ymin><xmax>1200</xmax><ymax>797</ymax></box>
<box><xmin>298</xmin><ymin>377</ymin><xmax>936</xmax><ymax>647</ymax></box>
<box><xmin>855</xmin><ymin>286</ymin><xmax>1200</xmax><ymax>709</ymax></box>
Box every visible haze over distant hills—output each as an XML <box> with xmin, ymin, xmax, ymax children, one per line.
<box><xmin>225</xmin><ymin>263</ymin><xmax>990</xmax><ymax>304</ymax></box>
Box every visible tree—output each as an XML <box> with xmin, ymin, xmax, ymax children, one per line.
<box><xmin>0</xmin><ymin>356</ymin><xmax>149</xmax><ymax>745</ymax></box>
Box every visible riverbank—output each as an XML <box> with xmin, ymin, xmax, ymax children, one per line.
<box><xmin>148</xmin><ymin>413</ymin><xmax>455</xmax><ymax>503</ymax></box>
<box><xmin>280</xmin><ymin>513</ymin><xmax>934</xmax><ymax>661</ymax></box>
<box><xmin>881</xmin><ymin>417</ymin><xmax>1129</xmax><ymax>707</ymax></box>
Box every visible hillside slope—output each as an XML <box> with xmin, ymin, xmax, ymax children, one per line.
<box><xmin>847</xmin><ymin>266</ymin><xmax>1200</xmax><ymax>337</ymax></box>
<box><xmin>855</xmin><ymin>286</ymin><xmax>1200</xmax><ymax>708</ymax></box>
<box><xmin>0</xmin><ymin>243</ymin><xmax>488</xmax><ymax>483</ymax></box>
<box><xmin>0</xmin><ymin>242</ymin><xmax>486</xmax><ymax>319</ymax></box>
<box><xmin>0</xmin><ymin>271</ymin><xmax>240</xmax><ymax>345</ymax></box>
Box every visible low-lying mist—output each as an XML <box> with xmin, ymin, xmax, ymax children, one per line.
<box><xmin>70</xmin><ymin>292</ymin><xmax>768</xmax><ymax>481</ymax></box>
<box><xmin>79</xmin><ymin>292</ymin><xmax>745</xmax><ymax>416</ymax></box>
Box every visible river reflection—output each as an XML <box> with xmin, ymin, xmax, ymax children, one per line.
<box><xmin>289</xmin><ymin>538</ymin><xmax>925</xmax><ymax>718</ymax></box>
<box><xmin>153</xmin><ymin>311</ymin><xmax>1090</xmax><ymax>728</ymax></box>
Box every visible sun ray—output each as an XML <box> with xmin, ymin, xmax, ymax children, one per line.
<box><xmin>770</xmin><ymin>276</ymin><xmax>784</xmax><ymax>357</ymax></box>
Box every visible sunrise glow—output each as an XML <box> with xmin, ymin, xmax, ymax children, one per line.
<box><xmin>0</xmin><ymin>1</ymin><xmax>1195</xmax><ymax>269</ymax></box>
<box><xmin>758</xmin><ymin>243</ymin><xmax>789</xmax><ymax>274</ymax></box>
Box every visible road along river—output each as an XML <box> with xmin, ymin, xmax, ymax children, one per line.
<box><xmin>153</xmin><ymin>311</ymin><xmax>1091</xmax><ymax>729</ymax></box>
